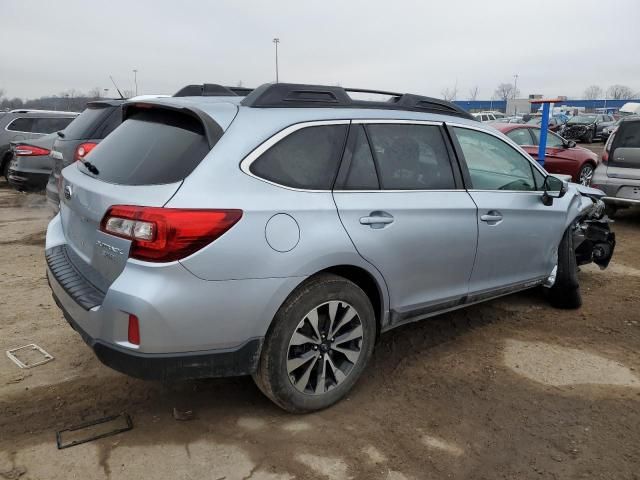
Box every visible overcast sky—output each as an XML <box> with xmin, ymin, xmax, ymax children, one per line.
<box><xmin>1</xmin><ymin>0</ymin><xmax>638</xmax><ymax>101</ymax></box>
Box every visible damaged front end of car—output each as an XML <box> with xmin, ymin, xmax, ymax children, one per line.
<box><xmin>572</xmin><ymin>190</ymin><xmax>616</xmax><ymax>269</ymax></box>
<box><xmin>563</xmin><ymin>124</ymin><xmax>594</xmax><ymax>141</ymax></box>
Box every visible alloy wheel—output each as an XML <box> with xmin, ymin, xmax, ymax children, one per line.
<box><xmin>579</xmin><ymin>165</ymin><xmax>594</xmax><ymax>186</ymax></box>
<box><xmin>286</xmin><ymin>301</ymin><xmax>364</xmax><ymax>395</ymax></box>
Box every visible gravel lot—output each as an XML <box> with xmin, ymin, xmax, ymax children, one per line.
<box><xmin>1</xmin><ymin>148</ymin><xmax>639</xmax><ymax>479</ymax></box>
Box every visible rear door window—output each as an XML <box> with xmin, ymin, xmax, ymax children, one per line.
<box><xmin>80</xmin><ymin>109</ymin><xmax>215</xmax><ymax>185</ymax></box>
<box><xmin>249</xmin><ymin>124</ymin><xmax>348</xmax><ymax>190</ymax></box>
<box><xmin>366</xmin><ymin>124</ymin><xmax>456</xmax><ymax>190</ymax></box>
<box><xmin>531</xmin><ymin>129</ymin><xmax>565</xmax><ymax>148</ymax></box>
<box><xmin>6</xmin><ymin>117</ymin><xmax>35</xmax><ymax>132</ymax></box>
<box><xmin>506</xmin><ymin>128</ymin><xmax>534</xmax><ymax>146</ymax></box>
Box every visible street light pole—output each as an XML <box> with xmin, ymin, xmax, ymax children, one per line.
<box><xmin>272</xmin><ymin>38</ymin><xmax>280</xmax><ymax>83</ymax></box>
<box><xmin>133</xmin><ymin>69</ymin><xmax>138</xmax><ymax>96</ymax></box>
<box><xmin>513</xmin><ymin>74</ymin><xmax>519</xmax><ymax>115</ymax></box>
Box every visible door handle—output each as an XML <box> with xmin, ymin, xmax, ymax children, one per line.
<box><xmin>360</xmin><ymin>211</ymin><xmax>394</xmax><ymax>228</ymax></box>
<box><xmin>480</xmin><ymin>211</ymin><xmax>503</xmax><ymax>223</ymax></box>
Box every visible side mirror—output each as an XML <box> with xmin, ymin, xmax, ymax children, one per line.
<box><xmin>541</xmin><ymin>175</ymin><xmax>568</xmax><ymax>206</ymax></box>
<box><xmin>564</xmin><ymin>140</ymin><xmax>577</xmax><ymax>149</ymax></box>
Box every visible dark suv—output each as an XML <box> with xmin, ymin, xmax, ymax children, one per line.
<box><xmin>1</xmin><ymin>109</ymin><xmax>78</xmax><ymax>179</ymax></box>
<box><xmin>46</xmin><ymin>100</ymin><xmax>124</xmax><ymax>211</ymax></box>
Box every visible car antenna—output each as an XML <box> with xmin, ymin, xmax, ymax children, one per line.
<box><xmin>109</xmin><ymin>75</ymin><xmax>125</xmax><ymax>99</ymax></box>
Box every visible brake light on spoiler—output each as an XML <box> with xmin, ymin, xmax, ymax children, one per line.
<box><xmin>100</xmin><ymin>206</ymin><xmax>243</xmax><ymax>262</ymax></box>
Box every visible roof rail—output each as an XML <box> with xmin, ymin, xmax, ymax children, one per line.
<box><xmin>173</xmin><ymin>84</ymin><xmax>253</xmax><ymax>97</ymax></box>
<box><xmin>240</xmin><ymin>83</ymin><xmax>474</xmax><ymax>120</ymax></box>
<box><xmin>8</xmin><ymin>108</ymin><xmax>79</xmax><ymax>115</ymax></box>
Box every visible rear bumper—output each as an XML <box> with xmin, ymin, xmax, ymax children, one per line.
<box><xmin>45</xmin><ymin>215</ymin><xmax>304</xmax><ymax>381</ymax></box>
<box><xmin>7</xmin><ymin>169</ymin><xmax>48</xmax><ymax>191</ymax></box>
<box><xmin>602</xmin><ymin>196</ymin><xmax>640</xmax><ymax>207</ymax></box>
<box><xmin>50</xmin><ymin>285</ymin><xmax>261</xmax><ymax>381</ymax></box>
<box><xmin>45</xmin><ymin>177</ymin><xmax>60</xmax><ymax>213</ymax></box>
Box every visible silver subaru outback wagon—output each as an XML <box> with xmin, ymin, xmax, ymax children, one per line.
<box><xmin>46</xmin><ymin>83</ymin><xmax>615</xmax><ymax>412</ymax></box>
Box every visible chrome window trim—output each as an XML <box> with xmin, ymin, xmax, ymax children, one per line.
<box><xmin>351</xmin><ymin>119</ymin><xmax>443</xmax><ymax>126</ymax></box>
<box><xmin>239</xmin><ymin>119</ymin><xmax>350</xmax><ymax>193</ymax></box>
<box><xmin>446</xmin><ymin>121</ymin><xmax>549</xmax><ymax>179</ymax></box>
<box><xmin>4</xmin><ymin>115</ymin><xmax>76</xmax><ymax>135</ymax></box>
<box><xmin>333</xmin><ymin>189</ymin><xmax>462</xmax><ymax>193</ymax></box>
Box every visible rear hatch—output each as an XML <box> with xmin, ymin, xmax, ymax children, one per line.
<box><xmin>48</xmin><ymin>102</ymin><xmax>123</xmax><ymax>209</ymax></box>
<box><xmin>59</xmin><ymin>102</ymin><xmax>232</xmax><ymax>291</ymax></box>
<box><xmin>607</xmin><ymin>120</ymin><xmax>640</xmax><ymax>180</ymax></box>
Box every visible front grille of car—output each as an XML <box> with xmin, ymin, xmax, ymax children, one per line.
<box><xmin>46</xmin><ymin>245</ymin><xmax>105</xmax><ymax>310</ymax></box>
<box><xmin>564</xmin><ymin>125</ymin><xmax>589</xmax><ymax>139</ymax></box>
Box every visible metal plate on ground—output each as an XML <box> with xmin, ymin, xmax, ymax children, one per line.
<box><xmin>6</xmin><ymin>343</ymin><xmax>54</xmax><ymax>369</ymax></box>
<box><xmin>56</xmin><ymin>413</ymin><xmax>133</xmax><ymax>449</ymax></box>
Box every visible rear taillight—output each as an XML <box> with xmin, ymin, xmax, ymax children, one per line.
<box><xmin>74</xmin><ymin>142</ymin><xmax>98</xmax><ymax>161</ymax></box>
<box><xmin>100</xmin><ymin>206</ymin><xmax>243</xmax><ymax>262</ymax></box>
<box><xmin>15</xmin><ymin>145</ymin><xmax>50</xmax><ymax>156</ymax></box>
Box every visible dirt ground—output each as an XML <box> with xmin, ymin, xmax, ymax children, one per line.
<box><xmin>1</xmin><ymin>155</ymin><xmax>639</xmax><ymax>479</ymax></box>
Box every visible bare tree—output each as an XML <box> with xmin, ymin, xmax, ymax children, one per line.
<box><xmin>441</xmin><ymin>85</ymin><xmax>458</xmax><ymax>102</ymax></box>
<box><xmin>0</xmin><ymin>88</ymin><xmax>5</xmax><ymax>100</ymax></box>
<box><xmin>607</xmin><ymin>85</ymin><xmax>635</xmax><ymax>100</ymax></box>
<box><xmin>583</xmin><ymin>85</ymin><xmax>602</xmax><ymax>100</ymax></box>
<box><xmin>468</xmin><ymin>86</ymin><xmax>479</xmax><ymax>101</ymax></box>
<box><xmin>494</xmin><ymin>83</ymin><xmax>518</xmax><ymax>102</ymax></box>
<box><xmin>88</xmin><ymin>87</ymin><xmax>102</xmax><ymax>99</ymax></box>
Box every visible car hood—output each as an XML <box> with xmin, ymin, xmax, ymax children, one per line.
<box><xmin>575</xmin><ymin>183</ymin><xmax>605</xmax><ymax>198</ymax></box>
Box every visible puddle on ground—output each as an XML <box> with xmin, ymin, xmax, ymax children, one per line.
<box><xmin>3</xmin><ymin>440</ymin><xmax>294</xmax><ymax>480</ymax></box>
<box><xmin>504</xmin><ymin>339</ymin><xmax>640</xmax><ymax>388</ymax></box>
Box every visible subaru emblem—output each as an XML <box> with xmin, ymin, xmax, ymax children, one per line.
<box><xmin>64</xmin><ymin>185</ymin><xmax>73</xmax><ymax>200</ymax></box>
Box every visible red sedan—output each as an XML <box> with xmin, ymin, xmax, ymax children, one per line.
<box><xmin>493</xmin><ymin>123</ymin><xmax>599</xmax><ymax>185</ymax></box>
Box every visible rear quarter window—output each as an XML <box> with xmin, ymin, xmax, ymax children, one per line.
<box><xmin>80</xmin><ymin>109</ymin><xmax>214</xmax><ymax>185</ymax></box>
<box><xmin>249</xmin><ymin>124</ymin><xmax>348</xmax><ymax>190</ymax></box>
<box><xmin>33</xmin><ymin>117</ymin><xmax>76</xmax><ymax>134</ymax></box>
<box><xmin>6</xmin><ymin>117</ymin><xmax>36</xmax><ymax>132</ymax></box>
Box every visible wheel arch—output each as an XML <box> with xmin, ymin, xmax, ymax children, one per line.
<box><xmin>266</xmin><ymin>263</ymin><xmax>390</xmax><ymax>341</ymax></box>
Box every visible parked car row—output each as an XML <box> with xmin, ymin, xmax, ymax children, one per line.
<box><xmin>494</xmin><ymin>123</ymin><xmax>599</xmax><ymax>185</ymax></box>
<box><xmin>592</xmin><ymin>116</ymin><xmax>640</xmax><ymax>215</ymax></box>
<box><xmin>1</xmin><ymin>109</ymin><xmax>77</xmax><ymax>180</ymax></box>
<box><xmin>40</xmin><ymin>82</ymin><xmax>615</xmax><ymax>412</ymax></box>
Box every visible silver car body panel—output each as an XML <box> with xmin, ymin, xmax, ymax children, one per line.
<box><xmin>47</xmin><ymin>98</ymin><xmax>606</xmax><ymax>359</ymax></box>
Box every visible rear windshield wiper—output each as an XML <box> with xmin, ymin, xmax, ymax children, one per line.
<box><xmin>82</xmin><ymin>161</ymin><xmax>100</xmax><ymax>175</ymax></box>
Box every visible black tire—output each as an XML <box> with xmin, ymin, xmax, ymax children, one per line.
<box><xmin>1</xmin><ymin>157</ymin><xmax>9</xmax><ymax>181</ymax></box>
<box><xmin>253</xmin><ymin>273</ymin><xmax>376</xmax><ymax>413</ymax></box>
<box><xmin>583</xmin><ymin>129</ymin><xmax>594</xmax><ymax>144</ymax></box>
<box><xmin>547</xmin><ymin>226</ymin><xmax>582</xmax><ymax>309</ymax></box>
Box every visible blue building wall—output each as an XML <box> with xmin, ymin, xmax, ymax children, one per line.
<box><xmin>454</xmin><ymin>100</ymin><xmax>506</xmax><ymax>112</ymax></box>
<box><xmin>454</xmin><ymin>99</ymin><xmax>640</xmax><ymax>113</ymax></box>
